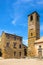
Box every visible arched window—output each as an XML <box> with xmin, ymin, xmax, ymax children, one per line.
<box><xmin>19</xmin><ymin>44</ymin><xmax>21</xmax><ymax>48</ymax></box>
<box><xmin>31</xmin><ymin>33</ymin><xmax>33</xmax><ymax>36</ymax></box>
<box><xmin>30</xmin><ymin>15</ymin><xmax>33</xmax><ymax>21</ymax></box>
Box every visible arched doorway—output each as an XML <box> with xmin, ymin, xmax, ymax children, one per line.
<box><xmin>0</xmin><ymin>49</ymin><xmax>2</xmax><ymax>57</ymax></box>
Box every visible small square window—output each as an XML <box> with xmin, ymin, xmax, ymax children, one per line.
<box><xmin>39</xmin><ymin>45</ymin><xmax>41</xmax><ymax>48</ymax></box>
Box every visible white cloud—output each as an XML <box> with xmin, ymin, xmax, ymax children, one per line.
<box><xmin>23</xmin><ymin>39</ymin><xmax>28</xmax><ymax>46</ymax></box>
<box><xmin>12</xmin><ymin>20</ymin><xmax>27</xmax><ymax>27</ymax></box>
<box><xmin>12</xmin><ymin>19</ymin><xmax>16</xmax><ymax>25</ymax></box>
<box><xmin>11</xmin><ymin>15</ymin><xmax>20</xmax><ymax>25</ymax></box>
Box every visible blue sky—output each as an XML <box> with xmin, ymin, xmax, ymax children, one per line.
<box><xmin>0</xmin><ymin>0</ymin><xmax>43</xmax><ymax>46</ymax></box>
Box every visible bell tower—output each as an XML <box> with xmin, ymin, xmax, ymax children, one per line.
<box><xmin>28</xmin><ymin>11</ymin><xmax>40</xmax><ymax>57</ymax></box>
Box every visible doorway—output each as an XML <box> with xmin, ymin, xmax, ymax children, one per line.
<box><xmin>0</xmin><ymin>49</ymin><xmax>2</xmax><ymax>57</ymax></box>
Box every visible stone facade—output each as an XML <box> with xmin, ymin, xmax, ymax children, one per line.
<box><xmin>0</xmin><ymin>32</ymin><xmax>27</xmax><ymax>59</ymax></box>
<box><xmin>28</xmin><ymin>11</ymin><xmax>40</xmax><ymax>57</ymax></box>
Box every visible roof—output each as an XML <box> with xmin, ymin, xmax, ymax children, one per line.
<box><xmin>35</xmin><ymin>37</ymin><xmax>43</xmax><ymax>44</ymax></box>
<box><xmin>2</xmin><ymin>31</ymin><xmax>22</xmax><ymax>38</ymax></box>
<box><xmin>28</xmin><ymin>11</ymin><xmax>40</xmax><ymax>17</ymax></box>
<box><xmin>22</xmin><ymin>44</ymin><xmax>27</xmax><ymax>48</ymax></box>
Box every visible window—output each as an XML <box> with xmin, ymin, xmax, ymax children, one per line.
<box><xmin>19</xmin><ymin>44</ymin><xmax>21</xmax><ymax>48</ymax></box>
<box><xmin>17</xmin><ymin>37</ymin><xmax>19</xmax><ymax>40</ymax></box>
<box><xmin>30</xmin><ymin>15</ymin><xmax>33</xmax><ymax>21</ymax></box>
<box><xmin>14</xmin><ymin>51</ymin><xmax>16</xmax><ymax>56</ymax></box>
<box><xmin>37</xmin><ymin>15</ymin><xmax>39</xmax><ymax>21</ymax></box>
<box><xmin>19</xmin><ymin>52</ymin><xmax>21</xmax><ymax>57</ymax></box>
<box><xmin>6</xmin><ymin>34</ymin><xmax>10</xmax><ymax>39</ymax></box>
<box><xmin>13</xmin><ymin>43</ymin><xmax>16</xmax><ymax>48</ymax></box>
<box><xmin>14</xmin><ymin>36</ymin><xmax>16</xmax><ymax>40</ymax></box>
<box><xmin>39</xmin><ymin>45</ymin><xmax>41</xmax><ymax>48</ymax></box>
<box><xmin>6</xmin><ymin>42</ymin><xmax>9</xmax><ymax>47</ymax></box>
<box><xmin>31</xmin><ymin>33</ymin><xmax>33</xmax><ymax>36</ymax></box>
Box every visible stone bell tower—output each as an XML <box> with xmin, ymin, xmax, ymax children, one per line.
<box><xmin>28</xmin><ymin>11</ymin><xmax>40</xmax><ymax>57</ymax></box>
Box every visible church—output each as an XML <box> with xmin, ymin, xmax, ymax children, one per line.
<box><xmin>28</xmin><ymin>11</ymin><xmax>43</xmax><ymax>58</ymax></box>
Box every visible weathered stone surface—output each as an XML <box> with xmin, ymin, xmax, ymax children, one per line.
<box><xmin>0</xmin><ymin>32</ymin><xmax>27</xmax><ymax>59</ymax></box>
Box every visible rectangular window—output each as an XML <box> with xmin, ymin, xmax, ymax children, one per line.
<box><xmin>13</xmin><ymin>42</ymin><xmax>16</xmax><ymax>48</ymax></box>
<box><xmin>14</xmin><ymin>51</ymin><xmax>16</xmax><ymax>56</ymax></box>
<box><xmin>30</xmin><ymin>15</ymin><xmax>33</xmax><ymax>21</ymax></box>
<box><xmin>19</xmin><ymin>44</ymin><xmax>21</xmax><ymax>48</ymax></box>
<box><xmin>6</xmin><ymin>42</ymin><xmax>9</xmax><ymax>47</ymax></box>
<box><xmin>6</xmin><ymin>34</ymin><xmax>10</xmax><ymax>39</ymax></box>
<box><xmin>31</xmin><ymin>33</ymin><xmax>33</xmax><ymax>36</ymax></box>
<box><xmin>14</xmin><ymin>36</ymin><xmax>16</xmax><ymax>40</ymax></box>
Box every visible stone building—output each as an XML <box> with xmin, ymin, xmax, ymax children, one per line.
<box><xmin>34</xmin><ymin>37</ymin><xmax>43</xmax><ymax>58</ymax></box>
<box><xmin>0</xmin><ymin>32</ymin><xmax>27</xmax><ymax>59</ymax></box>
<box><xmin>28</xmin><ymin>11</ymin><xmax>40</xmax><ymax>57</ymax></box>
